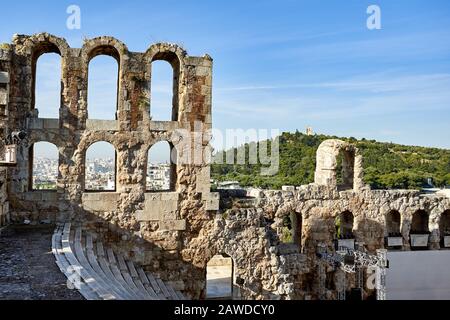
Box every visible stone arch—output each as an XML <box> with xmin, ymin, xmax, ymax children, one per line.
<box><xmin>144</xmin><ymin>43</ymin><xmax>186</xmax><ymax>121</ymax></box>
<box><xmin>314</xmin><ymin>139</ymin><xmax>363</xmax><ymax>191</ymax></box>
<box><xmin>439</xmin><ymin>210</ymin><xmax>450</xmax><ymax>241</ymax></box>
<box><xmin>82</xmin><ymin>36</ymin><xmax>128</xmax><ymax>63</ymax></box>
<box><xmin>196</xmin><ymin>215</ymin><xmax>284</xmax><ymax>300</ymax></box>
<box><xmin>84</xmin><ymin>141</ymin><xmax>117</xmax><ymax>192</ymax></box>
<box><xmin>336</xmin><ymin>210</ymin><xmax>354</xmax><ymax>239</ymax></box>
<box><xmin>28</xmin><ymin>141</ymin><xmax>59</xmax><ymax>191</ymax></box>
<box><xmin>386</xmin><ymin>210</ymin><xmax>401</xmax><ymax>236</ymax></box>
<box><xmin>23</xmin><ymin>34</ymin><xmax>70</xmax><ymax>115</ymax></box>
<box><xmin>81</xmin><ymin>37</ymin><xmax>128</xmax><ymax>121</ymax></box>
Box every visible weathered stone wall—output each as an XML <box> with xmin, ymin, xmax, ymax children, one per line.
<box><xmin>2</xmin><ymin>33</ymin><xmax>220</xmax><ymax>298</ymax></box>
<box><xmin>2</xmin><ymin>33</ymin><xmax>449</xmax><ymax>300</ymax></box>
<box><xmin>244</xmin><ymin>183</ymin><xmax>450</xmax><ymax>299</ymax></box>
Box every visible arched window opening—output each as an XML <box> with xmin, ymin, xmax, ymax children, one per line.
<box><xmin>386</xmin><ymin>211</ymin><xmax>401</xmax><ymax>237</ymax></box>
<box><xmin>336</xmin><ymin>149</ymin><xmax>355</xmax><ymax>191</ymax></box>
<box><xmin>410</xmin><ymin>210</ymin><xmax>430</xmax><ymax>250</ymax></box>
<box><xmin>150</xmin><ymin>59</ymin><xmax>179</xmax><ymax>121</ymax></box>
<box><xmin>34</xmin><ymin>53</ymin><xmax>61</xmax><ymax>119</ymax></box>
<box><xmin>301</xmin><ymin>273</ymin><xmax>314</xmax><ymax>292</ymax></box>
<box><xmin>85</xmin><ymin>142</ymin><xmax>116</xmax><ymax>191</ymax></box>
<box><xmin>440</xmin><ymin>210</ymin><xmax>450</xmax><ymax>248</ymax></box>
<box><xmin>411</xmin><ymin>210</ymin><xmax>429</xmax><ymax>234</ymax></box>
<box><xmin>206</xmin><ymin>254</ymin><xmax>234</xmax><ymax>300</ymax></box>
<box><xmin>325</xmin><ymin>272</ymin><xmax>336</xmax><ymax>290</ymax></box>
<box><xmin>336</xmin><ymin>211</ymin><xmax>354</xmax><ymax>239</ymax></box>
<box><xmin>335</xmin><ymin>211</ymin><xmax>355</xmax><ymax>250</ymax></box>
<box><xmin>147</xmin><ymin>141</ymin><xmax>176</xmax><ymax>192</ymax></box>
<box><xmin>280</xmin><ymin>212</ymin><xmax>302</xmax><ymax>247</ymax></box>
<box><xmin>30</xmin><ymin>142</ymin><xmax>58</xmax><ymax>190</ymax></box>
<box><xmin>88</xmin><ymin>55</ymin><xmax>119</xmax><ymax>120</ymax></box>
<box><xmin>386</xmin><ymin>210</ymin><xmax>403</xmax><ymax>249</ymax></box>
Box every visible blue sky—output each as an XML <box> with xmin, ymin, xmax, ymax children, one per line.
<box><xmin>1</xmin><ymin>0</ymin><xmax>449</xmax><ymax>157</ymax></box>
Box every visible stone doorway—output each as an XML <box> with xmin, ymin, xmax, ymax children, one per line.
<box><xmin>206</xmin><ymin>254</ymin><xmax>234</xmax><ymax>299</ymax></box>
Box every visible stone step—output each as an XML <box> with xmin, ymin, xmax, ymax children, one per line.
<box><xmin>116</xmin><ymin>253</ymin><xmax>150</xmax><ymax>300</ymax></box>
<box><xmin>85</xmin><ymin>233</ymin><xmax>134</xmax><ymax>300</ymax></box>
<box><xmin>106</xmin><ymin>248</ymin><xmax>143</xmax><ymax>299</ymax></box>
<box><xmin>72</xmin><ymin>227</ymin><xmax>117</xmax><ymax>300</ymax></box>
<box><xmin>52</xmin><ymin>226</ymin><xmax>99</xmax><ymax>300</ymax></box>
<box><xmin>60</xmin><ymin>223</ymin><xmax>106</xmax><ymax>300</ymax></box>
<box><xmin>53</xmin><ymin>223</ymin><xmax>186</xmax><ymax>300</ymax></box>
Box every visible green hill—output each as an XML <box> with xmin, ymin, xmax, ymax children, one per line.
<box><xmin>211</xmin><ymin>131</ymin><xmax>450</xmax><ymax>190</ymax></box>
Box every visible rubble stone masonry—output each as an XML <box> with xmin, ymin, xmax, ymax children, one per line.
<box><xmin>0</xmin><ymin>34</ymin><xmax>449</xmax><ymax>299</ymax></box>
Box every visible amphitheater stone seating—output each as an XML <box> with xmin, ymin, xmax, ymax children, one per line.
<box><xmin>52</xmin><ymin>223</ymin><xmax>185</xmax><ymax>300</ymax></box>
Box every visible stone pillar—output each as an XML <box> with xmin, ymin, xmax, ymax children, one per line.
<box><xmin>353</xmin><ymin>154</ymin><xmax>365</xmax><ymax>191</ymax></box>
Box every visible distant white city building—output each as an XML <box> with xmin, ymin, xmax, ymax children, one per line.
<box><xmin>33</xmin><ymin>157</ymin><xmax>172</xmax><ymax>192</ymax></box>
<box><xmin>147</xmin><ymin>163</ymin><xmax>171</xmax><ymax>191</ymax></box>
<box><xmin>107</xmin><ymin>179</ymin><xmax>115</xmax><ymax>191</ymax></box>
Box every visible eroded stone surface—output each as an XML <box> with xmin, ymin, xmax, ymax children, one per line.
<box><xmin>0</xmin><ymin>226</ymin><xmax>83</xmax><ymax>300</ymax></box>
<box><xmin>0</xmin><ymin>33</ymin><xmax>449</xmax><ymax>300</ymax></box>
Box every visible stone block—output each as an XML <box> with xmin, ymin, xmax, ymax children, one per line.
<box><xmin>0</xmin><ymin>72</ymin><xmax>9</xmax><ymax>84</ymax></box>
<box><xmin>282</xmin><ymin>186</ymin><xmax>295</xmax><ymax>191</ymax></box>
<box><xmin>160</xmin><ymin>192</ymin><xmax>180</xmax><ymax>201</ymax></box>
<box><xmin>159</xmin><ymin>219</ymin><xmax>186</xmax><ymax>231</ymax></box>
<box><xmin>196</xmin><ymin>167</ymin><xmax>211</xmax><ymax>194</ymax></box>
<box><xmin>387</xmin><ymin>237</ymin><xmax>403</xmax><ymax>247</ymax></box>
<box><xmin>0</xmin><ymin>90</ymin><xmax>8</xmax><ymax>105</ymax></box>
<box><xmin>82</xmin><ymin>192</ymin><xmax>120</xmax><ymax>212</ymax></box>
<box><xmin>24</xmin><ymin>192</ymin><xmax>43</xmax><ymax>201</ymax></box>
<box><xmin>135</xmin><ymin>210</ymin><xmax>151</xmax><ymax>220</ymax></box>
<box><xmin>444</xmin><ymin>236</ymin><xmax>450</xmax><ymax>248</ymax></box>
<box><xmin>86</xmin><ymin>119</ymin><xmax>119</xmax><ymax>131</ymax></box>
<box><xmin>150</xmin><ymin>121</ymin><xmax>179</xmax><ymax>132</ymax></box>
<box><xmin>144</xmin><ymin>193</ymin><xmax>162</xmax><ymax>202</ymax></box>
<box><xmin>410</xmin><ymin>234</ymin><xmax>429</xmax><ymax>247</ymax></box>
<box><xmin>43</xmin><ymin>118</ymin><xmax>59</xmax><ymax>129</ymax></box>
<box><xmin>196</xmin><ymin>66</ymin><xmax>210</xmax><ymax>77</ymax></box>
<box><xmin>28</xmin><ymin>118</ymin><xmax>44</xmax><ymax>130</ymax></box>
<box><xmin>82</xmin><ymin>193</ymin><xmax>100</xmax><ymax>201</ymax></box>
<box><xmin>137</xmin><ymin>192</ymin><xmax>180</xmax><ymax>221</ymax></box>
<box><xmin>203</xmin><ymin>192</ymin><xmax>219</xmax><ymax>211</ymax></box>
<box><xmin>42</xmin><ymin>192</ymin><xmax>58</xmax><ymax>202</ymax></box>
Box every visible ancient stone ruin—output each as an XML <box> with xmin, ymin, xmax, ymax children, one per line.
<box><xmin>0</xmin><ymin>33</ymin><xmax>449</xmax><ymax>300</ymax></box>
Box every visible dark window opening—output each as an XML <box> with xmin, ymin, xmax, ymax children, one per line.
<box><xmin>411</xmin><ymin>210</ymin><xmax>429</xmax><ymax>234</ymax></box>
<box><xmin>336</xmin><ymin>211</ymin><xmax>354</xmax><ymax>239</ymax></box>
<box><xmin>386</xmin><ymin>210</ymin><xmax>401</xmax><ymax>237</ymax></box>
<box><xmin>280</xmin><ymin>212</ymin><xmax>302</xmax><ymax>247</ymax></box>
<box><xmin>336</xmin><ymin>149</ymin><xmax>355</xmax><ymax>191</ymax></box>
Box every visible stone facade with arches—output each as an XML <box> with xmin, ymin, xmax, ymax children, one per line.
<box><xmin>0</xmin><ymin>34</ymin><xmax>449</xmax><ymax>300</ymax></box>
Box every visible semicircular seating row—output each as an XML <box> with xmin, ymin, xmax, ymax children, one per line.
<box><xmin>52</xmin><ymin>223</ymin><xmax>185</xmax><ymax>300</ymax></box>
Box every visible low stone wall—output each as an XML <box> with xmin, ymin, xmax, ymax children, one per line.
<box><xmin>253</xmin><ymin>186</ymin><xmax>450</xmax><ymax>252</ymax></box>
